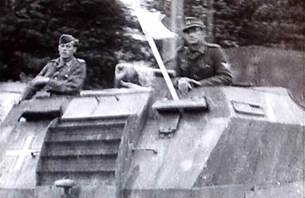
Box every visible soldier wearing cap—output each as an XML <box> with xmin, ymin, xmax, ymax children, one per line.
<box><xmin>172</xmin><ymin>17</ymin><xmax>232</xmax><ymax>93</ymax></box>
<box><xmin>21</xmin><ymin>34</ymin><xmax>87</xmax><ymax>100</ymax></box>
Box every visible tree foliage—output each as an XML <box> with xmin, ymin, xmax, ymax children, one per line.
<box><xmin>1</xmin><ymin>0</ymin><xmax>304</xmax><ymax>87</ymax></box>
<box><xmin>154</xmin><ymin>0</ymin><xmax>305</xmax><ymax>49</ymax></box>
<box><xmin>0</xmin><ymin>0</ymin><xmax>151</xmax><ymax>88</ymax></box>
<box><xmin>184</xmin><ymin>0</ymin><xmax>305</xmax><ymax>49</ymax></box>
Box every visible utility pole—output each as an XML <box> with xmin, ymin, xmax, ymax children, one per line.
<box><xmin>207</xmin><ymin>0</ymin><xmax>214</xmax><ymax>42</ymax></box>
<box><xmin>197</xmin><ymin>0</ymin><xmax>214</xmax><ymax>42</ymax></box>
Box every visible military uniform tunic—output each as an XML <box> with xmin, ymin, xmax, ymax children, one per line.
<box><xmin>174</xmin><ymin>44</ymin><xmax>232</xmax><ymax>86</ymax></box>
<box><xmin>22</xmin><ymin>57</ymin><xmax>86</xmax><ymax>99</ymax></box>
<box><xmin>37</xmin><ymin>57</ymin><xmax>86</xmax><ymax>94</ymax></box>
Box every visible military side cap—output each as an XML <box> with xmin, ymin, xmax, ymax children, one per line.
<box><xmin>183</xmin><ymin>17</ymin><xmax>206</xmax><ymax>32</ymax></box>
<box><xmin>59</xmin><ymin>34</ymin><xmax>79</xmax><ymax>46</ymax></box>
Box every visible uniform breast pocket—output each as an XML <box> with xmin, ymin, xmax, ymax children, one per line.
<box><xmin>179</xmin><ymin>60</ymin><xmax>190</xmax><ymax>75</ymax></box>
<box><xmin>180</xmin><ymin>59</ymin><xmax>189</xmax><ymax>70</ymax></box>
<box><xmin>201</xmin><ymin>63</ymin><xmax>212</xmax><ymax>69</ymax></box>
<box><xmin>199</xmin><ymin>63</ymin><xmax>213</xmax><ymax>72</ymax></box>
<box><xmin>196</xmin><ymin>62</ymin><xmax>215</xmax><ymax>78</ymax></box>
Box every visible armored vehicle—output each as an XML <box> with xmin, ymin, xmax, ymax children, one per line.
<box><xmin>0</xmin><ymin>67</ymin><xmax>304</xmax><ymax>198</ymax></box>
<box><xmin>1</xmin><ymin>1</ymin><xmax>305</xmax><ymax>197</ymax></box>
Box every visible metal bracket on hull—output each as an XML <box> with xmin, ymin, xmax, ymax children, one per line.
<box><xmin>231</xmin><ymin>100</ymin><xmax>265</xmax><ymax>116</ymax></box>
<box><xmin>153</xmin><ymin>97</ymin><xmax>208</xmax><ymax>138</ymax></box>
<box><xmin>158</xmin><ymin>112</ymin><xmax>181</xmax><ymax>138</ymax></box>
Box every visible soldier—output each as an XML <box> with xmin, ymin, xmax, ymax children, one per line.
<box><xmin>173</xmin><ymin>17</ymin><xmax>232</xmax><ymax>93</ymax></box>
<box><xmin>20</xmin><ymin>34</ymin><xmax>87</xmax><ymax>100</ymax></box>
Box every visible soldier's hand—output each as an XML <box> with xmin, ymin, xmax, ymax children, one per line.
<box><xmin>177</xmin><ymin>77</ymin><xmax>201</xmax><ymax>91</ymax></box>
<box><xmin>31</xmin><ymin>76</ymin><xmax>50</xmax><ymax>86</ymax></box>
<box><xmin>177</xmin><ymin>78</ymin><xmax>193</xmax><ymax>93</ymax></box>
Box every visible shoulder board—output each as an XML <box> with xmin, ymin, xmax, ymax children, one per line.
<box><xmin>205</xmin><ymin>42</ymin><xmax>229</xmax><ymax>62</ymax></box>
<box><xmin>205</xmin><ymin>42</ymin><xmax>222</xmax><ymax>49</ymax></box>
<box><xmin>48</xmin><ymin>58</ymin><xmax>59</xmax><ymax>63</ymax></box>
<box><xmin>76</xmin><ymin>58</ymin><xmax>85</xmax><ymax>63</ymax></box>
<box><xmin>176</xmin><ymin>43</ymin><xmax>184</xmax><ymax>50</ymax></box>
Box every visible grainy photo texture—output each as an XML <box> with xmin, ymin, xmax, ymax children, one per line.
<box><xmin>0</xmin><ymin>0</ymin><xmax>304</xmax><ymax>197</ymax></box>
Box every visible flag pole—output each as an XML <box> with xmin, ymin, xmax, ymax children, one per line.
<box><xmin>133</xmin><ymin>2</ymin><xmax>179</xmax><ymax>101</ymax></box>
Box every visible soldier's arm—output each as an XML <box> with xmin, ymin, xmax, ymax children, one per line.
<box><xmin>36</xmin><ymin>63</ymin><xmax>50</xmax><ymax>77</ymax></box>
<box><xmin>28</xmin><ymin>61</ymin><xmax>56</xmax><ymax>87</ymax></box>
<box><xmin>199</xmin><ymin>46</ymin><xmax>232</xmax><ymax>86</ymax></box>
<box><xmin>47</xmin><ymin>60</ymin><xmax>87</xmax><ymax>93</ymax></box>
<box><xmin>21</xmin><ymin>63</ymin><xmax>52</xmax><ymax>100</ymax></box>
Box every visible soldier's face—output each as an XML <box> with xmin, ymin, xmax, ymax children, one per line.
<box><xmin>58</xmin><ymin>42</ymin><xmax>76</xmax><ymax>59</ymax></box>
<box><xmin>183</xmin><ymin>27</ymin><xmax>205</xmax><ymax>45</ymax></box>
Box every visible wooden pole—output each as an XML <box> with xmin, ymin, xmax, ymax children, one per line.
<box><xmin>133</xmin><ymin>2</ymin><xmax>179</xmax><ymax>100</ymax></box>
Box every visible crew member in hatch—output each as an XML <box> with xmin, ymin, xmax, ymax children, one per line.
<box><xmin>173</xmin><ymin>17</ymin><xmax>232</xmax><ymax>93</ymax></box>
<box><xmin>21</xmin><ymin>34</ymin><xmax>87</xmax><ymax>100</ymax></box>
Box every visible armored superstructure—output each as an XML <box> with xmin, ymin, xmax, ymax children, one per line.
<box><xmin>0</xmin><ymin>75</ymin><xmax>304</xmax><ymax>197</ymax></box>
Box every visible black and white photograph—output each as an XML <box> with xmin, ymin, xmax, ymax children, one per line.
<box><xmin>0</xmin><ymin>0</ymin><xmax>304</xmax><ymax>197</ymax></box>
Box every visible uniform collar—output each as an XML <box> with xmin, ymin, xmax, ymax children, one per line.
<box><xmin>186</xmin><ymin>44</ymin><xmax>206</xmax><ymax>60</ymax></box>
<box><xmin>56</xmin><ymin>57</ymin><xmax>76</xmax><ymax>68</ymax></box>
<box><xmin>197</xmin><ymin>45</ymin><xmax>206</xmax><ymax>54</ymax></box>
<box><xmin>188</xmin><ymin>43</ymin><xmax>206</xmax><ymax>53</ymax></box>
